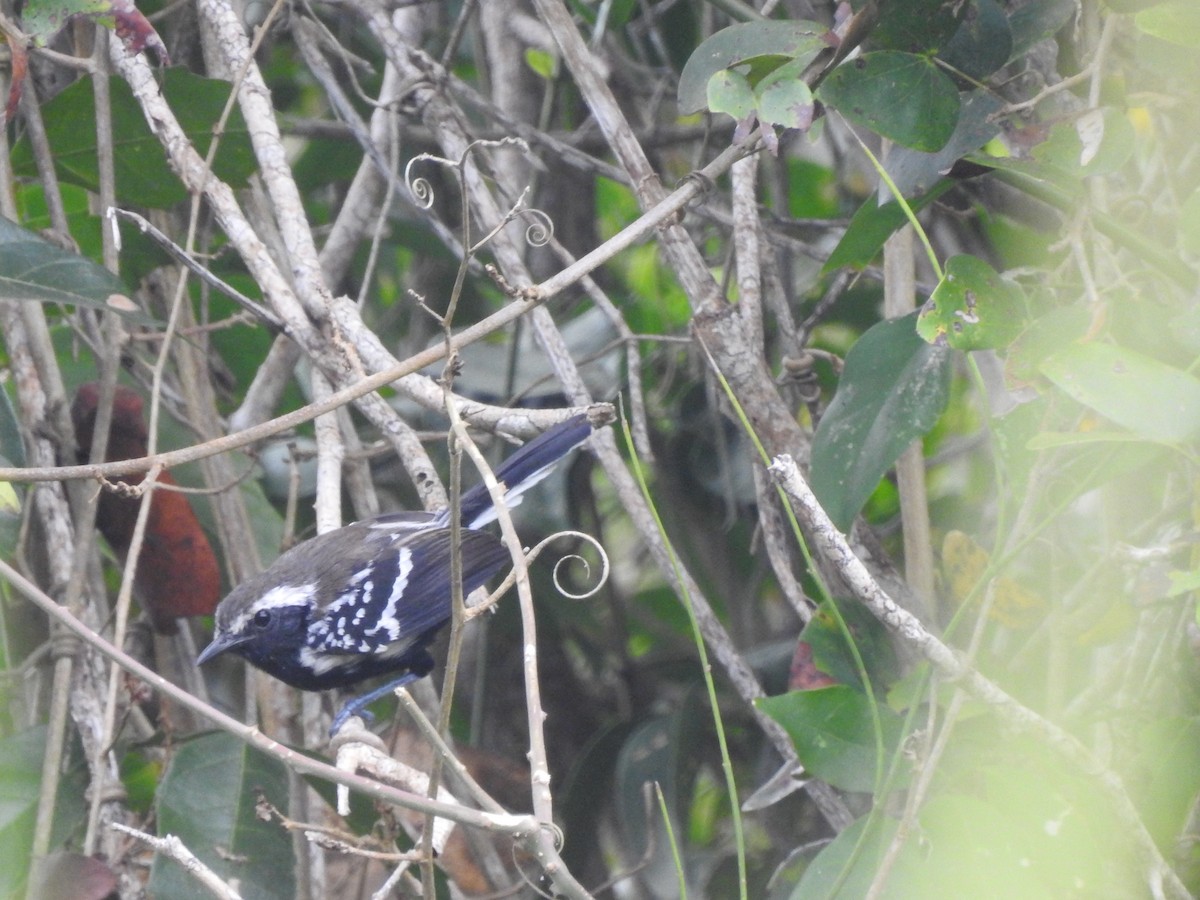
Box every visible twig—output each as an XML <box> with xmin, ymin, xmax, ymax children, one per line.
<box><xmin>110</xmin><ymin>823</ymin><xmax>243</xmax><ymax>900</ymax></box>
<box><xmin>0</xmin><ymin>557</ymin><xmax>541</xmax><ymax>832</ymax></box>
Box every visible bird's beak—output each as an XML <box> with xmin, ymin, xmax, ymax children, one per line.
<box><xmin>197</xmin><ymin>631</ymin><xmax>246</xmax><ymax>666</ymax></box>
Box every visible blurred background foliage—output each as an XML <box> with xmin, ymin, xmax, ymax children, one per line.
<box><xmin>2</xmin><ymin>0</ymin><xmax>1200</xmax><ymax>897</ymax></box>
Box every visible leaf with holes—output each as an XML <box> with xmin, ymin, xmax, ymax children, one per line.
<box><xmin>917</xmin><ymin>255</ymin><xmax>1027</xmax><ymax>350</ymax></box>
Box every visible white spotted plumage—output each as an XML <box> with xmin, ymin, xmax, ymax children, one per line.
<box><xmin>196</xmin><ymin>413</ymin><xmax>603</xmax><ymax>731</ymax></box>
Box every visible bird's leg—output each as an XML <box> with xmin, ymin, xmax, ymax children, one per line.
<box><xmin>329</xmin><ymin>671</ymin><xmax>423</xmax><ymax>736</ymax></box>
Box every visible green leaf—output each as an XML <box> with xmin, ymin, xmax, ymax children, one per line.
<box><xmin>21</xmin><ymin>0</ymin><xmax>110</xmax><ymax>45</ymax></box>
<box><xmin>759</xmin><ymin>686</ymin><xmax>906</xmax><ymax>792</ymax></box>
<box><xmin>791</xmin><ymin>815</ymin><xmax>897</xmax><ymax>898</ymax></box>
<box><xmin>1180</xmin><ymin>187</ymin><xmax>1200</xmax><ymax>255</ymax></box>
<box><xmin>678</xmin><ymin>20</ymin><xmax>825</xmax><ymax>114</ymax></box>
<box><xmin>0</xmin><ymin>727</ymin><xmax>88</xmax><ymax>899</ymax></box>
<box><xmin>1135</xmin><ymin>1</ymin><xmax>1200</xmax><ymax>48</ymax></box>
<box><xmin>938</xmin><ymin>0</ymin><xmax>1013</xmax><ymax>80</ymax></box>
<box><xmin>870</xmin><ymin>0</ymin><xmax>965</xmax><ymax>54</ymax></box>
<box><xmin>0</xmin><ymin>216</ymin><xmax>147</xmax><ymax>319</ymax></box>
<box><xmin>1040</xmin><ymin>342</ymin><xmax>1200</xmax><ymax>444</ymax></box>
<box><xmin>1131</xmin><ymin>717</ymin><xmax>1200</xmax><ymax>848</ymax></box>
<box><xmin>755</xmin><ymin>61</ymin><xmax>814</xmax><ymax>131</ymax></box>
<box><xmin>886</xmin><ymin>90</ymin><xmax>1003</xmax><ymax>197</ymax></box>
<box><xmin>0</xmin><ymin>386</ymin><xmax>24</xmax><ymax>468</ymax></box>
<box><xmin>1031</xmin><ymin>108</ymin><xmax>1136</xmax><ymax>178</ymax></box>
<box><xmin>566</xmin><ymin>0</ymin><xmax>637</xmax><ymax>27</ymax></box>
<box><xmin>818</xmin><ymin>51</ymin><xmax>961</xmax><ymax>151</ymax></box>
<box><xmin>801</xmin><ymin>597</ymin><xmax>900</xmax><ymax>693</ymax></box>
<box><xmin>1008</xmin><ymin>0</ymin><xmax>1077</xmax><ymax>59</ymax></box>
<box><xmin>524</xmin><ymin>47</ymin><xmax>556</xmax><ymax>79</ymax></box>
<box><xmin>1168</xmin><ymin>568</ymin><xmax>1200</xmax><ymax>598</ymax></box>
<box><xmin>706</xmin><ymin>68</ymin><xmax>756</xmax><ymax>120</ymax></box>
<box><xmin>823</xmin><ymin>180</ymin><xmax>955</xmax><ymax>272</ymax></box>
<box><xmin>917</xmin><ymin>254</ymin><xmax>1027</xmax><ymax>350</ymax></box>
<box><xmin>10</xmin><ymin>68</ymin><xmax>256</xmax><ymax>209</ymax></box>
<box><xmin>0</xmin><ymin>482</ymin><xmax>20</xmax><ymax>515</ymax></box>
<box><xmin>614</xmin><ymin>712</ymin><xmax>699</xmax><ymax>893</ymax></box>
<box><xmin>151</xmin><ymin>732</ymin><xmax>295</xmax><ymax>900</ymax></box>
<box><xmin>811</xmin><ymin>312</ymin><xmax>952</xmax><ymax>531</ymax></box>
<box><xmin>923</xmin><ymin>725</ymin><xmax>1143</xmax><ymax>896</ymax></box>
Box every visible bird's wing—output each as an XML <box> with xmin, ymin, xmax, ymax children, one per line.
<box><xmin>307</xmin><ymin>527</ymin><xmax>509</xmax><ymax>655</ymax></box>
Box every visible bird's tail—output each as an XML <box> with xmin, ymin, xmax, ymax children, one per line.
<box><xmin>441</xmin><ymin>413</ymin><xmax>597</xmax><ymax>530</ymax></box>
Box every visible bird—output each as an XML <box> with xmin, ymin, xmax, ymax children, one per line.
<box><xmin>197</xmin><ymin>412</ymin><xmax>603</xmax><ymax>734</ymax></box>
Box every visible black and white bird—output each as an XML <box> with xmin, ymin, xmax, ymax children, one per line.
<box><xmin>197</xmin><ymin>412</ymin><xmax>603</xmax><ymax>733</ymax></box>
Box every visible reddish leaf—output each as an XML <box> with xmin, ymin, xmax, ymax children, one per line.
<box><xmin>72</xmin><ymin>383</ymin><xmax>220</xmax><ymax>632</ymax></box>
<box><xmin>788</xmin><ymin>639</ymin><xmax>838</xmax><ymax>691</ymax></box>
<box><xmin>5</xmin><ymin>32</ymin><xmax>26</xmax><ymax>125</ymax></box>
<box><xmin>29</xmin><ymin>852</ymin><xmax>118</xmax><ymax>900</ymax></box>
<box><xmin>110</xmin><ymin>0</ymin><xmax>169</xmax><ymax>65</ymax></box>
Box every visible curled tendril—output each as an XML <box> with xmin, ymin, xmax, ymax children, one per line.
<box><xmin>464</xmin><ymin>135</ymin><xmax>532</xmax><ymax>159</ymax></box>
<box><xmin>518</xmin><ymin>208</ymin><xmax>554</xmax><ymax>248</ymax></box>
<box><xmin>467</xmin><ymin>532</ymin><xmax>609</xmax><ymax>619</ymax></box>
<box><xmin>404</xmin><ymin>152</ymin><xmax>452</xmax><ymax>209</ymax></box>
<box><xmin>510</xmin><ymin>822</ymin><xmax>568</xmax><ymax>900</ymax></box>
<box><xmin>526</xmin><ymin>530</ymin><xmax>610</xmax><ymax>601</ymax></box>
<box><xmin>540</xmin><ymin>820</ymin><xmax>566</xmax><ymax>851</ymax></box>
<box><xmin>406</xmin><ymin>137</ymin><xmax>551</xmax><ymax>255</ymax></box>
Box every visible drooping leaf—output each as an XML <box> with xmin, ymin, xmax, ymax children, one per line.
<box><xmin>759</xmin><ymin>686</ymin><xmax>907</xmax><ymax>792</ymax></box>
<box><xmin>823</xmin><ymin>180</ymin><xmax>955</xmax><ymax>272</ymax></box>
<box><xmin>1040</xmin><ymin>342</ymin><xmax>1200</xmax><ymax>444</ymax></box>
<box><xmin>523</xmin><ymin>48</ymin><xmax>556</xmax><ymax>79</ymax></box>
<box><xmin>151</xmin><ymin>732</ymin><xmax>295</xmax><ymax>900</ymax></box>
<box><xmin>870</xmin><ymin>0</ymin><xmax>966</xmax><ymax>54</ymax></box>
<box><xmin>678</xmin><ymin>20</ymin><xmax>826</xmax><ymax>114</ymax></box>
<box><xmin>818</xmin><ymin>51</ymin><xmax>961</xmax><ymax>151</ymax></box>
<box><xmin>811</xmin><ymin>311</ymin><xmax>952</xmax><ymax>531</ymax></box>
<box><xmin>9</xmin><ymin>68</ymin><xmax>255</xmax><ymax>209</ymax></box>
<box><xmin>937</xmin><ymin>0</ymin><xmax>1013</xmax><ymax>80</ymax></box>
<box><xmin>917</xmin><ymin>254</ymin><xmax>1028</xmax><ymax>350</ymax></box>
<box><xmin>1008</xmin><ymin>0</ymin><xmax>1078</xmax><ymax>59</ymax></box>
<box><xmin>790</xmin><ymin>815</ymin><xmax>898</xmax><ymax>898</ymax></box>
<box><xmin>886</xmin><ymin>90</ymin><xmax>1004</xmax><ymax>198</ymax></box>
<box><xmin>0</xmin><ymin>216</ymin><xmax>146</xmax><ymax>319</ymax></box>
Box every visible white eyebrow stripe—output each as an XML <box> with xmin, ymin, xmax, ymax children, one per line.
<box><xmin>228</xmin><ymin>583</ymin><xmax>315</xmax><ymax>634</ymax></box>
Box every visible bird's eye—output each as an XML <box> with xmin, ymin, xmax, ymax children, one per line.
<box><xmin>251</xmin><ymin>609</ymin><xmax>272</xmax><ymax>629</ymax></box>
